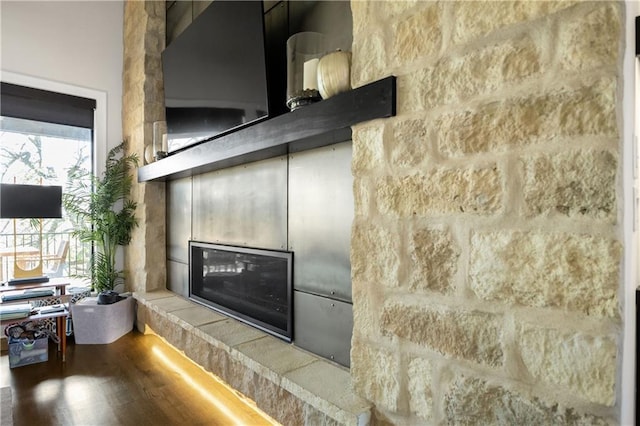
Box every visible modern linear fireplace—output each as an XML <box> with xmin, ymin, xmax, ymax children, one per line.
<box><xmin>189</xmin><ymin>241</ymin><xmax>293</xmax><ymax>341</ymax></box>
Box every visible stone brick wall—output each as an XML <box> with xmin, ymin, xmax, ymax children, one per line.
<box><xmin>122</xmin><ymin>0</ymin><xmax>166</xmax><ymax>293</ymax></box>
<box><xmin>350</xmin><ymin>1</ymin><xmax>623</xmax><ymax>424</ymax></box>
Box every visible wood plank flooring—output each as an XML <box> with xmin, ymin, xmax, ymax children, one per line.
<box><xmin>0</xmin><ymin>331</ymin><xmax>279</xmax><ymax>426</ymax></box>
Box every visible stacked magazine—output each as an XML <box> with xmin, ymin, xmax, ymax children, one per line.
<box><xmin>37</xmin><ymin>304</ymin><xmax>66</xmax><ymax>315</ymax></box>
<box><xmin>0</xmin><ymin>303</ymin><xmax>33</xmax><ymax>321</ymax></box>
<box><xmin>1</xmin><ymin>288</ymin><xmax>55</xmax><ymax>302</ymax></box>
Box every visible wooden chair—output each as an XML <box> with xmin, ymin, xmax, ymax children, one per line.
<box><xmin>43</xmin><ymin>240</ymin><xmax>69</xmax><ymax>277</ymax></box>
<box><xmin>16</xmin><ymin>240</ymin><xmax>69</xmax><ymax>278</ymax></box>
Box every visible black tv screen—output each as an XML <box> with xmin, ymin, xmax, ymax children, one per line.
<box><xmin>162</xmin><ymin>1</ymin><xmax>269</xmax><ymax>153</ymax></box>
<box><xmin>0</xmin><ymin>184</ymin><xmax>62</xmax><ymax>218</ymax></box>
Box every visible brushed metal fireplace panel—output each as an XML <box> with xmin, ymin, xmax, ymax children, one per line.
<box><xmin>192</xmin><ymin>156</ymin><xmax>288</xmax><ymax>250</ymax></box>
<box><xmin>167</xmin><ymin>176</ymin><xmax>192</xmax><ymax>263</ymax></box>
<box><xmin>289</xmin><ymin>142</ymin><xmax>353</xmax><ymax>302</ymax></box>
<box><xmin>167</xmin><ymin>259</ymin><xmax>189</xmax><ymax>297</ymax></box>
<box><xmin>294</xmin><ymin>290</ymin><xmax>352</xmax><ymax>367</ymax></box>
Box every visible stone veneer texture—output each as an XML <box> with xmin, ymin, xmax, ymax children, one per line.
<box><xmin>350</xmin><ymin>1</ymin><xmax>623</xmax><ymax>425</ymax></box>
<box><xmin>122</xmin><ymin>0</ymin><xmax>167</xmax><ymax>294</ymax></box>
<box><xmin>121</xmin><ymin>0</ymin><xmax>626</xmax><ymax>424</ymax></box>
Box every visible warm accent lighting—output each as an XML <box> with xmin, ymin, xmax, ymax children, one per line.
<box><xmin>146</xmin><ymin>327</ymin><xmax>279</xmax><ymax>426</ymax></box>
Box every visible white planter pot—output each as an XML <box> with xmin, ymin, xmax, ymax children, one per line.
<box><xmin>70</xmin><ymin>297</ymin><xmax>135</xmax><ymax>344</ymax></box>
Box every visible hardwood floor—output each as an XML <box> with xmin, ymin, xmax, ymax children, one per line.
<box><xmin>0</xmin><ymin>331</ymin><xmax>279</xmax><ymax>426</ymax></box>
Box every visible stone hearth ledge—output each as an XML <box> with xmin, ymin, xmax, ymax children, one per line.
<box><xmin>134</xmin><ymin>290</ymin><xmax>371</xmax><ymax>426</ymax></box>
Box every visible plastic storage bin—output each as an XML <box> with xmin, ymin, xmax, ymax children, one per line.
<box><xmin>9</xmin><ymin>336</ymin><xmax>48</xmax><ymax>368</ymax></box>
<box><xmin>71</xmin><ymin>296</ymin><xmax>134</xmax><ymax>344</ymax></box>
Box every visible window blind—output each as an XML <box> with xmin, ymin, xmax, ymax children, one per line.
<box><xmin>0</xmin><ymin>82</ymin><xmax>96</xmax><ymax>129</ymax></box>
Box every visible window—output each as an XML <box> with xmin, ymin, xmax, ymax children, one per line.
<box><xmin>0</xmin><ymin>82</ymin><xmax>96</xmax><ymax>282</ymax></box>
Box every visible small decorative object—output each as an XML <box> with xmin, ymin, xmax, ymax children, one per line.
<box><xmin>286</xmin><ymin>32</ymin><xmax>327</xmax><ymax>110</ymax></box>
<box><xmin>144</xmin><ymin>144</ymin><xmax>154</xmax><ymax>165</ymax></box>
<box><xmin>317</xmin><ymin>50</ymin><xmax>352</xmax><ymax>99</ymax></box>
<box><xmin>152</xmin><ymin>120</ymin><xmax>168</xmax><ymax>161</ymax></box>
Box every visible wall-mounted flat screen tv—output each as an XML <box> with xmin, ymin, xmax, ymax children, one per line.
<box><xmin>162</xmin><ymin>1</ymin><xmax>269</xmax><ymax>153</ymax></box>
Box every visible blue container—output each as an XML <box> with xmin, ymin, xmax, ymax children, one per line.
<box><xmin>8</xmin><ymin>336</ymin><xmax>48</xmax><ymax>368</ymax></box>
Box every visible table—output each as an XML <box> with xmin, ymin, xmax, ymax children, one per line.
<box><xmin>0</xmin><ymin>246</ymin><xmax>40</xmax><ymax>283</ymax></box>
<box><xmin>1</xmin><ymin>308</ymin><xmax>69</xmax><ymax>361</ymax></box>
<box><xmin>0</xmin><ymin>279</ymin><xmax>71</xmax><ymax>362</ymax></box>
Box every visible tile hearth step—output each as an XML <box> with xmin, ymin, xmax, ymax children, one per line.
<box><xmin>134</xmin><ymin>290</ymin><xmax>371</xmax><ymax>426</ymax></box>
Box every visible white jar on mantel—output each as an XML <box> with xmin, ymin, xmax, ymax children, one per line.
<box><xmin>317</xmin><ymin>50</ymin><xmax>352</xmax><ymax>99</ymax></box>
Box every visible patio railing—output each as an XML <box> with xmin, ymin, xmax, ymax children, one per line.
<box><xmin>0</xmin><ymin>232</ymin><xmax>91</xmax><ymax>283</ymax></box>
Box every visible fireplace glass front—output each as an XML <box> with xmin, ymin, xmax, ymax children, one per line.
<box><xmin>189</xmin><ymin>241</ymin><xmax>293</xmax><ymax>341</ymax></box>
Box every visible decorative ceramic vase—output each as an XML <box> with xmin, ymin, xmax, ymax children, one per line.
<box><xmin>317</xmin><ymin>50</ymin><xmax>351</xmax><ymax>99</ymax></box>
<box><xmin>144</xmin><ymin>145</ymin><xmax>154</xmax><ymax>164</ymax></box>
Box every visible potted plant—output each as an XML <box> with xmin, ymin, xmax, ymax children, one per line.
<box><xmin>63</xmin><ymin>141</ymin><xmax>139</xmax><ymax>344</ymax></box>
<box><xmin>63</xmin><ymin>141</ymin><xmax>138</xmax><ymax>293</ymax></box>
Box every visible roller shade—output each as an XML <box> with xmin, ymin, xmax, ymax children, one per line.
<box><xmin>0</xmin><ymin>82</ymin><xmax>96</xmax><ymax>129</ymax></box>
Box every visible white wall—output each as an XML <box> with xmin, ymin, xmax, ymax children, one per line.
<box><xmin>0</xmin><ymin>0</ymin><xmax>124</xmax><ymax>171</ymax></box>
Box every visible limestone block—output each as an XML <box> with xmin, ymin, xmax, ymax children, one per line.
<box><xmin>143</xmin><ymin>77</ymin><xmax>164</xmax><ymax>102</ymax></box>
<box><xmin>351</xmin><ymin>279</ymin><xmax>384</xmax><ymax>341</ymax></box>
<box><xmin>517</xmin><ymin>323</ymin><xmax>617</xmax><ymax>406</ymax></box>
<box><xmin>393</xmin><ymin>3</ymin><xmax>442</xmax><ymax>65</ymax></box>
<box><xmin>208</xmin><ymin>343</ymin><xmax>234</xmax><ymax>385</ymax></box>
<box><xmin>380</xmin><ymin>301</ymin><xmax>503</xmax><ymax>367</ymax></box>
<box><xmin>434</xmin><ymin>79</ymin><xmax>617</xmax><ymax>156</ymax></box>
<box><xmin>236</xmin><ymin>335</ymin><xmax>317</xmax><ymax>381</ymax></box>
<box><xmin>183</xmin><ymin>331</ymin><xmax>211</xmax><ymax>372</ymax></box>
<box><xmin>351</xmin><ymin>31</ymin><xmax>387</xmax><ymax>88</ymax></box>
<box><xmin>152</xmin><ymin>295</ymin><xmax>194</xmax><ymax>313</ymax></box>
<box><xmin>124</xmin><ymin>57</ymin><xmax>146</xmax><ymax>88</ymax></box>
<box><xmin>351</xmin><ymin>341</ymin><xmax>400</xmax><ymax>412</ymax></box>
<box><xmin>521</xmin><ymin>149</ymin><xmax>617</xmax><ymax>220</ymax></box>
<box><xmin>145</xmin><ymin>0</ymin><xmax>165</xmax><ymax>17</ymax></box>
<box><xmin>409</xmin><ymin>226</ymin><xmax>460</xmax><ymax>294</ymax></box>
<box><xmin>416</xmin><ymin>35</ymin><xmax>541</xmax><ymax>110</ymax></box>
<box><xmin>350</xmin><ymin>0</ymin><xmax>374</xmax><ymax>36</ymax></box>
<box><xmin>352</xmin><ymin>124</ymin><xmax>386</xmax><ymax>173</ymax></box>
<box><xmin>443</xmin><ymin>375</ymin><xmax>611</xmax><ymax>425</ymax></box>
<box><xmin>469</xmin><ymin>231</ymin><xmax>621</xmax><ymax>318</ymax></box>
<box><xmin>353</xmin><ymin>178</ymin><xmax>371</xmax><ymax>218</ymax></box>
<box><xmin>252</xmin><ymin>374</ymin><xmax>305</xmax><ymax>425</ymax></box>
<box><xmin>351</xmin><ymin>0</ymin><xmax>418</xmax><ymax>36</ymax></box>
<box><xmin>452</xmin><ymin>1</ymin><xmax>577</xmax><ymax>45</ymax></box>
<box><xmin>396</xmin><ymin>73</ymin><xmax>422</xmax><ymax>115</ymax></box>
<box><xmin>559</xmin><ymin>4</ymin><xmax>621</xmax><ymax>71</ymax></box>
<box><xmin>225</xmin><ymin>357</ymin><xmax>259</xmax><ymax>402</ymax></box>
<box><xmin>390</xmin><ymin>119</ymin><xmax>429</xmax><ymax>168</ymax></box>
<box><xmin>145</xmin><ymin>29</ymin><xmax>164</xmax><ymax>57</ymax></box>
<box><xmin>122</xmin><ymin>88</ymin><xmax>142</xmax><ymax>113</ymax></box>
<box><xmin>375</xmin><ymin>166</ymin><xmax>502</xmax><ymax>217</ymax></box>
<box><xmin>284</xmin><ymin>361</ymin><xmax>372</xmax><ymax>425</ymax></box>
<box><xmin>351</xmin><ymin>221</ymin><xmax>400</xmax><ymax>288</ymax></box>
<box><xmin>407</xmin><ymin>357</ymin><xmax>433</xmax><ymax>420</ymax></box>
<box><xmin>123</xmin><ymin>1</ymin><xmax>146</xmax><ymax>47</ymax></box>
<box><xmin>170</xmin><ymin>305</ymin><xmax>225</xmax><ymax>327</ymax></box>
<box><xmin>147</xmin><ymin>310</ymin><xmax>186</xmax><ymax>349</ymax></box>
<box><xmin>144</xmin><ymin>94</ymin><xmax>166</xmax><ymax>118</ymax></box>
<box><xmin>556</xmin><ymin>78</ymin><xmax>617</xmax><ymax>137</ymax></box>
<box><xmin>303</xmin><ymin>404</ymin><xmax>342</xmax><ymax>426</ymax></box>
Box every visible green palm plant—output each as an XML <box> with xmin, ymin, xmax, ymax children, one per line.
<box><xmin>63</xmin><ymin>141</ymin><xmax>138</xmax><ymax>292</ymax></box>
